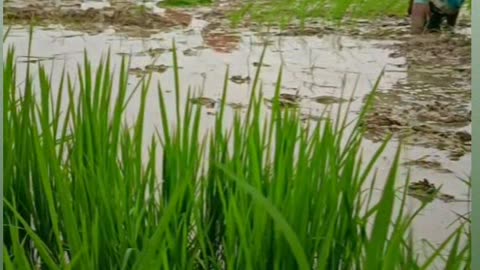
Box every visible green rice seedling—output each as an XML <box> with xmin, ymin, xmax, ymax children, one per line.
<box><xmin>4</xmin><ymin>33</ymin><xmax>160</xmax><ymax>268</ymax></box>
<box><xmin>228</xmin><ymin>0</ymin><xmax>408</xmax><ymax>29</ymax></box>
<box><xmin>228</xmin><ymin>0</ymin><xmax>471</xmax><ymax>29</ymax></box>
<box><xmin>159</xmin><ymin>0</ymin><xmax>213</xmax><ymax>7</ymax></box>
<box><xmin>3</xmin><ymin>33</ymin><xmax>470</xmax><ymax>269</ymax></box>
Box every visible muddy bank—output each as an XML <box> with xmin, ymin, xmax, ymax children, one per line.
<box><xmin>363</xmin><ymin>33</ymin><xmax>471</xmax><ymax>161</ymax></box>
<box><xmin>4</xmin><ymin>1</ymin><xmax>197</xmax><ymax>36</ymax></box>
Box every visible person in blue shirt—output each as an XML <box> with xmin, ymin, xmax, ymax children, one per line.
<box><xmin>409</xmin><ymin>0</ymin><xmax>465</xmax><ymax>33</ymax></box>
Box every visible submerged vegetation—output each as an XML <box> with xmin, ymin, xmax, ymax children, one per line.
<box><xmin>2</xmin><ymin>26</ymin><xmax>471</xmax><ymax>269</ymax></box>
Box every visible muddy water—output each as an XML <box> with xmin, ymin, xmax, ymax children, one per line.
<box><xmin>5</xmin><ymin>26</ymin><xmax>406</xmax><ymax>126</ymax></box>
<box><xmin>4</xmin><ymin>23</ymin><xmax>470</xmax><ymax>256</ymax></box>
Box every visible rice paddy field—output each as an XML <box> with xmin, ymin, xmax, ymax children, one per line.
<box><xmin>3</xmin><ymin>0</ymin><xmax>472</xmax><ymax>269</ymax></box>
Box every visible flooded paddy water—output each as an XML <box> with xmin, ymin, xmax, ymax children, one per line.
<box><xmin>4</xmin><ymin>0</ymin><xmax>472</xmax><ymax>261</ymax></box>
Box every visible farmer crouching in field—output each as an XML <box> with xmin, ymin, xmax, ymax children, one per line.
<box><xmin>409</xmin><ymin>0</ymin><xmax>465</xmax><ymax>34</ymax></box>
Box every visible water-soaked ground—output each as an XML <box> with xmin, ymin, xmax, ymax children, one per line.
<box><xmin>4</xmin><ymin>0</ymin><xmax>471</xmax><ymax>258</ymax></box>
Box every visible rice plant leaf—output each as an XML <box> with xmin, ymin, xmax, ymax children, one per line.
<box><xmin>216</xmin><ymin>164</ymin><xmax>310</xmax><ymax>270</ymax></box>
<box><xmin>364</xmin><ymin>143</ymin><xmax>401</xmax><ymax>269</ymax></box>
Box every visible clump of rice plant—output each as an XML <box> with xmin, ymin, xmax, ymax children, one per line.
<box><xmin>3</xmin><ymin>31</ymin><xmax>470</xmax><ymax>269</ymax></box>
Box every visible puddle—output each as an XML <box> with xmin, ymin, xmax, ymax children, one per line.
<box><xmin>3</xmin><ymin>15</ymin><xmax>471</xmax><ymax>255</ymax></box>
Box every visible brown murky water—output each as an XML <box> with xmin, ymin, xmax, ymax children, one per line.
<box><xmin>4</xmin><ymin>0</ymin><xmax>471</xmax><ymax>259</ymax></box>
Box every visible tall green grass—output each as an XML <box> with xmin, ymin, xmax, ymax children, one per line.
<box><xmin>3</xmin><ymin>35</ymin><xmax>470</xmax><ymax>269</ymax></box>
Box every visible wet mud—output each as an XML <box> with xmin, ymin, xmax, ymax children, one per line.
<box><xmin>363</xmin><ymin>33</ymin><xmax>471</xmax><ymax>161</ymax></box>
<box><xmin>408</xmin><ymin>178</ymin><xmax>460</xmax><ymax>203</ymax></box>
<box><xmin>4</xmin><ymin>0</ymin><xmax>195</xmax><ymax>36</ymax></box>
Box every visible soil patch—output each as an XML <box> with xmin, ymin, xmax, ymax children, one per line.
<box><xmin>362</xmin><ymin>32</ymin><xmax>471</xmax><ymax>160</ymax></box>
<box><xmin>4</xmin><ymin>1</ymin><xmax>194</xmax><ymax>36</ymax></box>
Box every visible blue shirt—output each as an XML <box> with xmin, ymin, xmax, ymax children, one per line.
<box><xmin>447</xmin><ymin>0</ymin><xmax>465</xmax><ymax>9</ymax></box>
<box><xmin>414</xmin><ymin>0</ymin><xmax>464</xmax><ymax>11</ymax></box>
